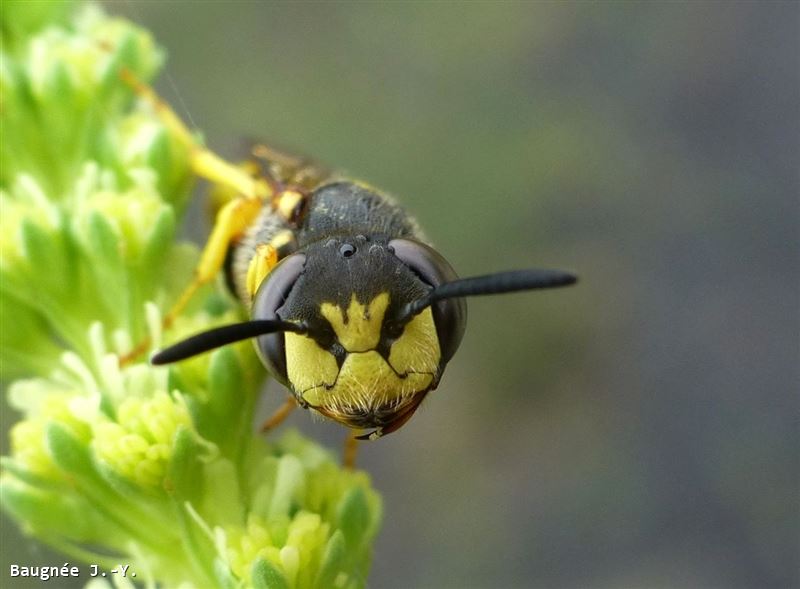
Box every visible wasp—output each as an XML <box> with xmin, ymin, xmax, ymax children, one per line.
<box><xmin>123</xmin><ymin>70</ymin><xmax>576</xmax><ymax>443</ymax></box>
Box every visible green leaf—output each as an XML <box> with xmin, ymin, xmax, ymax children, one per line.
<box><xmin>202</xmin><ymin>347</ymin><xmax>250</xmax><ymax>456</ymax></box>
<box><xmin>0</xmin><ymin>457</ymin><xmax>60</xmax><ymax>490</ymax></box>
<box><xmin>138</xmin><ymin>205</ymin><xmax>176</xmax><ymax>289</ymax></box>
<box><xmin>113</xmin><ymin>30</ymin><xmax>146</xmax><ymax>84</ymax></box>
<box><xmin>20</xmin><ymin>219</ymin><xmax>64</xmax><ymax>290</ymax></box>
<box><xmin>145</xmin><ymin>126</ymin><xmax>173</xmax><ymax>193</ymax></box>
<box><xmin>336</xmin><ymin>487</ymin><xmax>370</xmax><ymax>552</ymax></box>
<box><xmin>314</xmin><ymin>529</ymin><xmax>346</xmax><ymax>589</ymax></box>
<box><xmin>268</xmin><ymin>455</ymin><xmax>304</xmax><ymax>522</ymax></box>
<box><xmin>165</xmin><ymin>425</ymin><xmax>205</xmax><ymax>503</ymax></box>
<box><xmin>251</xmin><ymin>558</ymin><xmax>289</xmax><ymax>589</ymax></box>
<box><xmin>45</xmin><ymin>422</ymin><xmax>97</xmax><ymax>481</ymax></box>
<box><xmin>0</xmin><ymin>291</ymin><xmax>62</xmax><ymax>378</ymax></box>
<box><xmin>201</xmin><ymin>458</ymin><xmax>242</xmax><ymax>527</ymax></box>
<box><xmin>94</xmin><ymin>461</ymin><xmax>150</xmax><ymax>500</ymax></box>
<box><xmin>1</xmin><ymin>0</ymin><xmax>74</xmax><ymax>43</ymax></box>
<box><xmin>248</xmin><ymin>456</ymin><xmax>279</xmax><ymax>519</ymax></box>
<box><xmin>44</xmin><ymin>59</ymin><xmax>73</xmax><ymax>105</ymax></box>
<box><xmin>0</xmin><ymin>479</ymin><xmax>96</xmax><ymax>541</ymax></box>
<box><xmin>213</xmin><ymin>558</ymin><xmax>239</xmax><ymax>589</ymax></box>
<box><xmin>83</xmin><ymin>211</ymin><xmax>126</xmax><ymax>323</ymax></box>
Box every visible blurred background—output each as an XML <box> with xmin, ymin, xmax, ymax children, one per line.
<box><xmin>4</xmin><ymin>2</ymin><xmax>798</xmax><ymax>588</ymax></box>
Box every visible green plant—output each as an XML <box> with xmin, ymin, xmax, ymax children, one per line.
<box><xmin>0</xmin><ymin>3</ymin><xmax>381</xmax><ymax>587</ymax></box>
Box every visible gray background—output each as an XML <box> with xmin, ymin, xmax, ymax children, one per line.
<box><xmin>3</xmin><ymin>2</ymin><xmax>797</xmax><ymax>588</ymax></box>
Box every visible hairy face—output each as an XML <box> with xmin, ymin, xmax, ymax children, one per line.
<box><xmin>284</xmin><ymin>293</ymin><xmax>440</xmax><ymax>428</ymax></box>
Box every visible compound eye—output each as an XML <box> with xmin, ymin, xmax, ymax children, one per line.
<box><xmin>251</xmin><ymin>253</ymin><xmax>306</xmax><ymax>384</ymax></box>
<box><xmin>388</xmin><ymin>239</ymin><xmax>467</xmax><ymax>365</ymax></box>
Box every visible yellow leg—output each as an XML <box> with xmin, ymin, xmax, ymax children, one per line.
<box><xmin>343</xmin><ymin>433</ymin><xmax>361</xmax><ymax>470</ymax></box>
<box><xmin>123</xmin><ymin>65</ymin><xmax>272</xmax><ymax>294</ymax></box>
<box><xmin>116</xmin><ymin>68</ymin><xmax>275</xmax><ymax>364</ymax></box>
<box><xmin>165</xmin><ymin>196</ymin><xmax>264</xmax><ymax>326</ymax></box>
<box><xmin>120</xmin><ymin>196</ymin><xmax>265</xmax><ymax>365</ymax></box>
<box><xmin>259</xmin><ymin>397</ymin><xmax>297</xmax><ymax>432</ymax></box>
<box><xmin>120</xmin><ymin>68</ymin><xmax>271</xmax><ymax>201</ymax></box>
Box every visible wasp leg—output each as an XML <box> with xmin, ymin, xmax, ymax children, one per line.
<box><xmin>119</xmin><ymin>68</ymin><xmax>271</xmax><ymax>201</ymax></box>
<box><xmin>251</xmin><ymin>143</ymin><xmax>307</xmax><ymax>173</ymax></box>
<box><xmin>343</xmin><ymin>433</ymin><xmax>361</xmax><ymax>470</ymax></box>
<box><xmin>166</xmin><ymin>195</ymin><xmax>265</xmax><ymax>326</ymax></box>
<box><xmin>250</xmin><ymin>143</ymin><xmax>330</xmax><ymax>191</ymax></box>
<box><xmin>259</xmin><ymin>397</ymin><xmax>298</xmax><ymax>432</ymax></box>
<box><xmin>119</xmin><ymin>195</ymin><xmax>266</xmax><ymax>364</ymax></box>
<box><xmin>116</xmin><ymin>69</ymin><xmax>276</xmax><ymax>363</ymax></box>
<box><xmin>119</xmin><ymin>68</ymin><xmax>269</xmax><ymax>326</ymax></box>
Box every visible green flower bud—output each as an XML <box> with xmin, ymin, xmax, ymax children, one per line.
<box><xmin>9</xmin><ymin>420</ymin><xmax>53</xmax><ymax>478</ymax></box>
<box><xmin>92</xmin><ymin>391</ymin><xmax>192</xmax><ymax>489</ymax></box>
<box><xmin>2</xmin><ymin>4</ymin><xmax>382</xmax><ymax>588</ymax></box>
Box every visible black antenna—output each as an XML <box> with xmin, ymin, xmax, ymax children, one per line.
<box><xmin>399</xmin><ymin>269</ymin><xmax>577</xmax><ymax>322</ymax></box>
<box><xmin>151</xmin><ymin>320</ymin><xmax>305</xmax><ymax>365</ymax></box>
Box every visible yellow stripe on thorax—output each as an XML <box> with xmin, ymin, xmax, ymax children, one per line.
<box><xmin>245</xmin><ymin>230</ymin><xmax>296</xmax><ymax>299</ymax></box>
<box><xmin>246</xmin><ymin>244</ymin><xmax>277</xmax><ymax>299</ymax></box>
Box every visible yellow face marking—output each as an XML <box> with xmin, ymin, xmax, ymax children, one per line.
<box><xmin>320</xmin><ymin>293</ymin><xmax>390</xmax><ymax>352</ymax></box>
<box><xmin>284</xmin><ymin>300</ymin><xmax>442</xmax><ymax>427</ymax></box>
<box><xmin>388</xmin><ymin>308</ymin><xmax>440</xmax><ymax>377</ymax></box>
<box><xmin>301</xmin><ymin>350</ymin><xmax>434</xmax><ymax>409</ymax></box>
<box><xmin>285</xmin><ymin>332</ymin><xmax>339</xmax><ymax>393</ymax></box>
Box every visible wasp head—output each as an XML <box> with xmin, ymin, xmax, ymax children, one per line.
<box><xmin>252</xmin><ymin>235</ymin><xmax>466</xmax><ymax>438</ymax></box>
